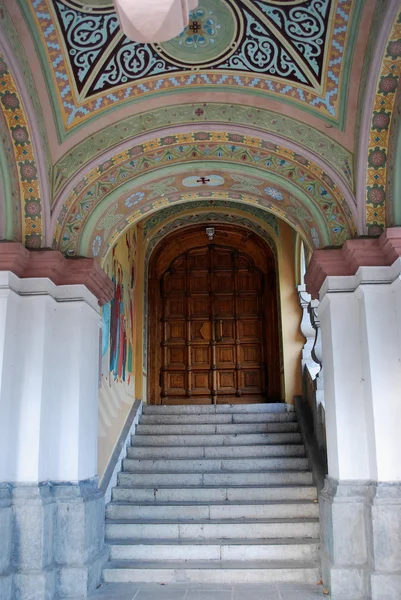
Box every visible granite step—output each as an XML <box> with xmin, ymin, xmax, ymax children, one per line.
<box><xmin>106</xmin><ymin>500</ymin><xmax>319</xmax><ymax>521</ymax></box>
<box><xmin>127</xmin><ymin>444</ymin><xmax>305</xmax><ymax>459</ymax></box>
<box><xmin>140</xmin><ymin>413</ymin><xmax>297</xmax><ymax>425</ymax></box>
<box><xmin>117</xmin><ymin>470</ymin><xmax>314</xmax><ymax>487</ymax></box>
<box><xmin>105</xmin><ymin>518</ymin><xmax>320</xmax><ymax>540</ymax></box>
<box><xmin>136</xmin><ymin>423</ymin><xmax>299</xmax><ymax>435</ymax></box>
<box><xmin>142</xmin><ymin>404</ymin><xmax>290</xmax><ymax>415</ymax></box>
<box><xmin>108</xmin><ymin>538</ymin><xmax>321</xmax><ymax>562</ymax></box>
<box><xmin>102</xmin><ymin>560</ymin><xmax>320</xmax><ymax>584</ymax></box>
<box><xmin>122</xmin><ymin>457</ymin><xmax>309</xmax><ymax>473</ymax></box>
<box><xmin>104</xmin><ymin>404</ymin><xmax>320</xmax><ymax>585</ymax></box>
<box><xmin>112</xmin><ymin>485</ymin><xmax>318</xmax><ymax>503</ymax></box>
<box><xmin>132</xmin><ymin>432</ymin><xmax>303</xmax><ymax>446</ymax></box>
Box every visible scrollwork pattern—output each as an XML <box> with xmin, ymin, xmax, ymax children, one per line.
<box><xmin>53</xmin><ymin>0</ymin><xmax>334</xmax><ymax>94</ymax></box>
<box><xmin>55</xmin><ymin>1</ymin><xmax>119</xmax><ymax>87</ymax></box>
<box><xmin>92</xmin><ymin>38</ymin><xmax>179</xmax><ymax>90</ymax></box>
<box><xmin>220</xmin><ymin>9</ymin><xmax>308</xmax><ymax>82</ymax></box>
<box><xmin>255</xmin><ymin>0</ymin><xmax>330</xmax><ymax>76</ymax></box>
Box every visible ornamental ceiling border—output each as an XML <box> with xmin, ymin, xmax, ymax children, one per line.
<box><xmin>97</xmin><ymin>200</ymin><xmax>281</xmax><ymax>263</ymax></box>
<box><xmin>386</xmin><ymin>87</ymin><xmax>401</xmax><ymax>226</ymax></box>
<box><xmin>0</xmin><ymin>50</ymin><xmax>43</xmax><ymax>247</ymax></box>
<box><xmin>63</xmin><ymin>163</ymin><xmax>351</xmax><ymax>260</ymax></box>
<box><xmin>51</xmin><ymin>132</ymin><xmax>357</xmax><ymax>255</ymax></box>
<box><xmin>0</xmin><ymin>0</ymin><xmax>51</xmax><ymax>178</ymax></box>
<box><xmin>89</xmin><ymin>189</ymin><xmax>312</xmax><ymax>264</ymax></box>
<box><xmin>19</xmin><ymin>0</ymin><xmax>362</xmax><ymax>136</ymax></box>
<box><xmin>53</xmin><ymin>103</ymin><xmax>354</xmax><ymax>196</ymax></box>
<box><xmin>0</xmin><ymin>96</ymin><xmax>20</xmax><ymax>240</ymax></box>
<box><xmin>365</xmin><ymin>8</ymin><xmax>401</xmax><ymax>235</ymax></box>
<box><xmin>142</xmin><ymin>200</ymin><xmax>279</xmax><ymax>237</ymax></box>
<box><xmin>354</xmin><ymin>0</ymin><xmax>386</xmax><ymax>161</ymax></box>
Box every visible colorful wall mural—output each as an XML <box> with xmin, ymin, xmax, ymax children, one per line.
<box><xmin>102</xmin><ymin>227</ymin><xmax>136</xmax><ymax>385</ymax></box>
<box><xmin>98</xmin><ymin>226</ymin><xmax>136</xmax><ymax>480</ymax></box>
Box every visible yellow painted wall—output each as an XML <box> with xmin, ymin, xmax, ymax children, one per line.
<box><xmin>277</xmin><ymin>221</ymin><xmax>304</xmax><ymax>403</ymax></box>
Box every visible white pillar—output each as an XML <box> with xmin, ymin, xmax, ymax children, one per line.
<box><xmin>318</xmin><ymin>285</ymin><xmax>371</xmax><ymax>481</ymax></box>
<box><xmin>317</xmin><ymin>263</ymin><xmax>401</xmax><ymax>483</ymax></box>
<box><xmin>0</xmin><ymin>247</ymin><xmax>113</xmax><ymax>600</ymax></box>
<box><xmin>305</xmin><ymin>232</ymin><xmax>401</xmax><ymax>600</ymax></box>
<box><xmin>359</xmin><ymin>274</ymin><xmax>401</xmax><ymax>481</ymax></box>
<box><xmin>0</xmin><ymin>272</ymin><xmax>101</xmax><ymax>483</ymax></box>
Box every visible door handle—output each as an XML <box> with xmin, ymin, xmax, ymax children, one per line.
<box><xmin>215</xmin><ymin>318</ymin><xmax>223</xmax><ymax>342</ymax></box>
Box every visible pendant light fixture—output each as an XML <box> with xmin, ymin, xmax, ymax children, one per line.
<box><xmin>113</xmin><ymin>0</ymin><xmax>199</xmax><ymax>43</ymax></box>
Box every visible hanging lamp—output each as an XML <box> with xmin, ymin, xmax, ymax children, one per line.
<box><xmin>113</xmin><ymin>0</ymin><xmax>199</xmax><ymax>43</ymax></box>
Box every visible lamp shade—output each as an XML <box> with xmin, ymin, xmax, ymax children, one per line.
<box><xmin>114</xmin><ymin>0</ymin><xmax>198</xmax><ymax>43</ymax></box>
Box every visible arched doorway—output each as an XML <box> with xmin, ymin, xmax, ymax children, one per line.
<box><xmin>148</xmin><ymin>224</ymin><xmax>281</xmax><ymax>405</ymax></box>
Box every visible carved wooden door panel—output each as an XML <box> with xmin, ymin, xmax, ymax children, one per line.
<box><xmin>160</xmin><ymin>245</ymin><xmax>267</xmax><ymax>404</ymax></box>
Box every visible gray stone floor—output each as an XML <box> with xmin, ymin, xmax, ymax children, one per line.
<box><xmin>89</xmin><ymin>582</ymin><xmax>329</xmax><ymax>600</ymax></box>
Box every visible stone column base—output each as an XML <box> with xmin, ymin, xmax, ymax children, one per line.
<box><xmin>320</xmin><ymin>478</ymin><xmax>401</xmax><ymax>600</ymax></box>
<box><xmin>370</xmin><ymin>483</ymin><xmax>401</xmax><ymax>600</ymax></box>
<box><xmin>6</xmin><ymin>479</ymin><xmax>108</xmax><ymax>600</ymax></box>
<box><xmin>53</xmin><ymin>479</ymin><xmax>109</xmax><ymax>598</ymax></box>
<box><xmin>0</xmin><ymin>484</ymin><xmax>12</xmax><ymax>600</ymax></box>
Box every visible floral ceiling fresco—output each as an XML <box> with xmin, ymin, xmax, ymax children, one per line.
<box><xmin>20</xmin><ymin>0</ymin><xmax>362</xmax><ymax>135</ymax></box>
<box><xmin>52</xmin><ymin>103</ymin><xmax>354</xmax><ymax>198</ymax></box>
<box><xmin>51</xmin><ymin>131</ymin><xmax>357</xmax><ymax>256</ymax></box>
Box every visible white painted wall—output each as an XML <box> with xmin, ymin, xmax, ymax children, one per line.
<box><xmin>0</xmin><ymin>271</ymin><xmax>101</xmax><ymax>483</ymax></box>
<box><xmin>318</xmin><ymin>259</ymin><xmax>401</xmax><ymax>482</ymax></box>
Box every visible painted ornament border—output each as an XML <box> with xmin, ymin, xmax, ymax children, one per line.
<box><xmin>365</xmin><ymin>10</ymin><xmax>401</xmax><ymax>234</ymax></box>
<box><xmin>0</xmin><ymin>51</ymin><xmax>43</xmax><ymax>247</ymax></box>
<box><xmin>52</xmin><ymin>132</ymin><xmax>356</xmax><ymax>254</ymax></box>
<box><xmin>53</xmin><ymin>104</ymin><xmax>354</xmax><ymax>197</ymax></box>
<box><xmin>93</xmin><ymin>191</ymin><xmax>311</xmax><ymax>265</ymax></box>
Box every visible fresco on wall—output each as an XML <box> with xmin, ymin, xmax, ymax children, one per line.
<box><xmin>102</xmin><ymin>228</ymin><xmax>136</xmax><ymax>384</ymax></box>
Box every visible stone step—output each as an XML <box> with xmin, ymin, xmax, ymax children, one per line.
<box><xmin>122</xmin><ymin>457</ymin><xmax>309</xmax><ymax>473</ymax></box>
<box><xmin>127</xmin><ymin>444</ymin><xmax>305</xmax><ymax>459</ymax></box>
<box><xmin>112</xmin><ymin>485</ymin><xmax>318</xmax><ymax>503</ymax></box>
<box><xmin>133</xmin><ymin>432</ymin><xmax>302</xmax><ymax>446</ymax></box>
<box><xmin>142</xmin><ymin>403</ymin><xmax>290</xmax><ymax>415</ymax></box>
<box><xmin>136</xmin><ymin>423</ymin><xmax>299</xmax><ymax>435</ymax></box>
<box><xmin>117</xmin><ymin>471</ymin><xmax>314</xmax><ymax>487</ymax></box>
<box><xmin>104</xmin><ymin>403</ymin><xmax>319</xmax><ymax>587</ymax></box>
<box><xmin>106</xmin><ymin>501</ymin><xmax>319</xmax><ymax>521</ymax></box>
<box><xmin>140</xmin><ymin>413</ymin><xmax>296</xmax><ymax>425</ymax></box>
<box><xmin>108</xmin><ymin>538</ymin><xmax>320</xmax><ymax>562</ymax></box>
<box><xmin>105</xmin><ymin>519</ymin><xmax>320</xmax><ymax>541</ymax></box>
<box><xmin>103</xmin><ymin>560</ymin><xmax>320</xmax><ymax>584</ymax></box>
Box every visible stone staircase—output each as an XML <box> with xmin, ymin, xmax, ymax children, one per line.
<box><xmin>103</xmin><ymin>403</ymin><xmax>321</xmax><ymax>584</ymax></box>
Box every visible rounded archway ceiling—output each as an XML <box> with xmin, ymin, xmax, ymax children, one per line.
<box><xmin>19</xmin><ymin>0</ymin><xmax>363</xmax><ymax>135</ymax></box>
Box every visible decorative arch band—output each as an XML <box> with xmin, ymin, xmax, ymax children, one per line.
<box><xmin>0</xmin><ymin>51</ymin><xmax>43</xmax><ymax>247</ymax></box>
<box><xmin>365</xmin><ymin>9</ymin><xmax>401</xmax><ymax>235</ymax></box>
<box><xmin>52</xmin><ymin>131</ymin><xmax>357</xmax><ymax>256</ymax></box>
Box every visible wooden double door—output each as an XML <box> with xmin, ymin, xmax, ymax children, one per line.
<box><xmin>160</xmin><ymin>244</ymin><xmax>268</xmax><ymax>404</ymax></box>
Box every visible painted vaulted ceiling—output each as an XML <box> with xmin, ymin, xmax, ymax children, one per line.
<box><xmin>1</xmin><ymin>0</ymin><xmax>400</xmax><ymax>257</ymax></box>
<box><xmin>20</xmin><ymin>0</ymin><xmax>362</xmax><ymax>135</ymax></box>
